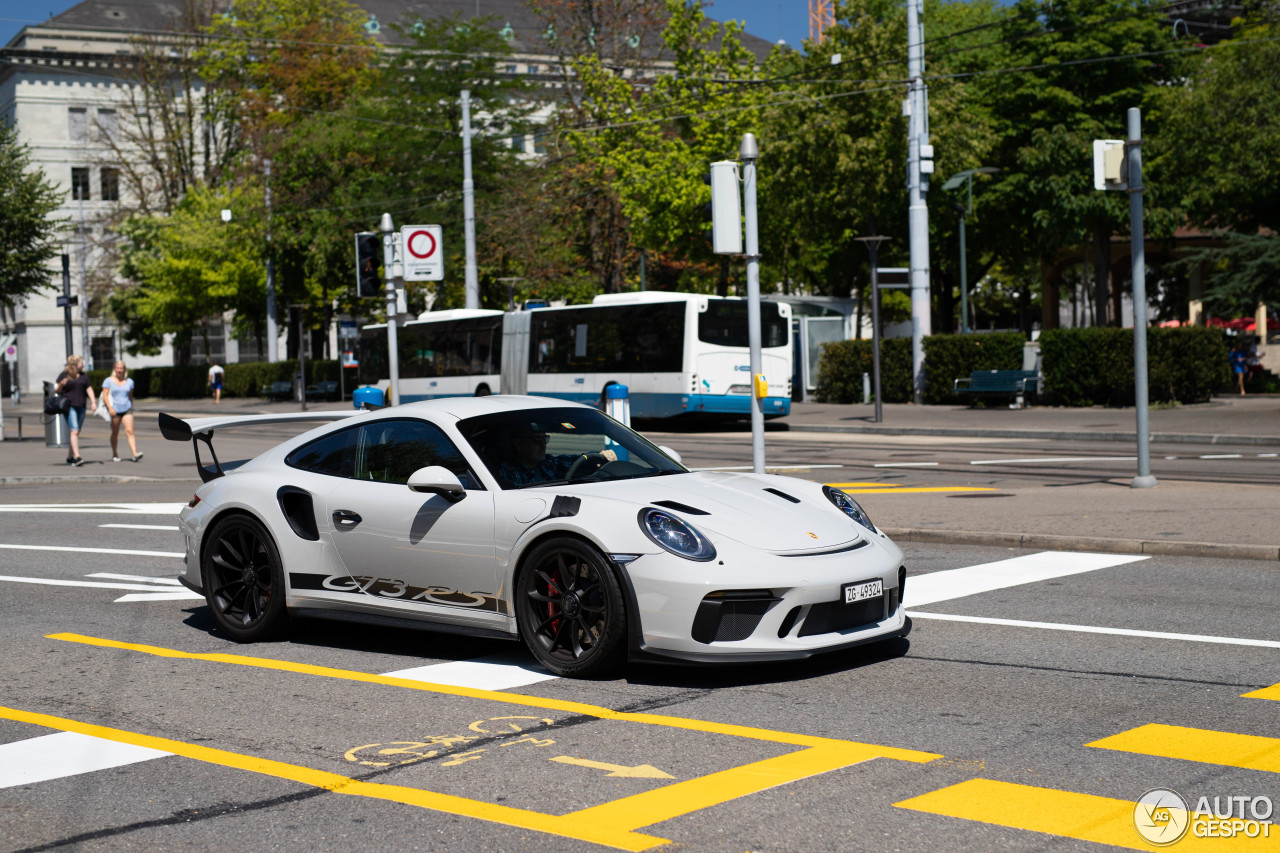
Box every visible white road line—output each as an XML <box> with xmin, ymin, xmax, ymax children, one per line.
<box><xmin>906</xmin><ymin>611</ymin><xmax>1280</xmax><ymax>648</ymax></box>
<box><xmin>98</xmin><ymin>524</ymin><xmax>181</xmax><ymax>531</ymax></box>
<box><xmin>0</xmin><ymin>544</ymin><xmax>182</xmax><ymax>558</ymax></box>
<box><xmin>968</xmin><ymin>456</ymin><xmax>1137</xmax><ymax>465</ymax></box>
<box><xmin>383</xmin><ymin>655</ymin><xmax>556</xmax><ymax>690</ymax></box>
<box><xmin>0</xmin><ymin>503</ymin><xmax>184</xmax><ymax>515</ymax></box>
<box><xmin>0</xmin><ymin>732</ymin><xmax>171</xmax><ymax>790</ymax></box>
<box><xmin>114</xmin><ymin>591</ymin><xmax>204</xmax><ymax>603</ymax></box>
<box><xmin>1199</xmin><ymin>454</ymin><xmax>1242</xmax><ymax>459</ymax></box>
<box><xmin>903</xmin><ymin>552</ymin><xmax>1148</xmax><ymax>608</ymax></box>
<box><xmin>0</xmin><ymin>575</ymin><xmax>189</xmax><ymax>593</ymax></box>
<box><xmin>873</xmin><ymin>462</ymin><xmax>938</xmax><ymax>468</ymax></box>
<box><xmin>1260</xmin><ymin>453</ymin><xmax>1278</xmax><ymax>458</ymax></box>
<box><xmin>86</xmin><ymin>573</ymin><xmax>182</xmax><ymax>585</ymax></box>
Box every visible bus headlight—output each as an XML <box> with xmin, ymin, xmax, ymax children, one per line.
<box><xmin>822</xmin><ymin>486</ymin><xmax>876</xmax><ymax>533</ymax></box>
<box><xmin>639</xmin><ymin>508</ymin><xmax>716</xmax><ymax>561</ymax></box>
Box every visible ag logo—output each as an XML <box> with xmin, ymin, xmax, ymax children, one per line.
<box><xmin>1134</xmin><ymin>788</ymin><xmax>1190</xmax><ymax>846</ymax></box>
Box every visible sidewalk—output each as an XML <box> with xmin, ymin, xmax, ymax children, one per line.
<box><xmin>1</xmin><ymin>393</ymin><xmax>1277</xmax><ymax>562</ymax></box>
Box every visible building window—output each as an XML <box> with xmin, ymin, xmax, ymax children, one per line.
<box><xmin>101</xmin><ymin>168</ymin><xmax>119</xmax><ymax>201</ymax></box>
<box><xmin>533</xmin><ymin>134</ymin><xmax>548</xmax><ymax>155</ymax></box>
<box><xmin>71</xmin><ymin>167</ymin><xmax>90</xmax><ymax>200</ymax></box>
<box><xmin>189</xmin><ymin>320</ymin><xmax>226</xmax><ymax>364</ymax></box>
<box><xmin>510</xmin><ymin>134</ymin><xmax>526</xmax><ymax>154</ymax></box>
<box><xmin>96</xmin><ymin>109</ymin><xmax>117</xmax><ymax>140</ymax></box>
<box><xmin>236</xmin><ymin>335</ymin><xmax>264</xmax><ymax>363</ymax></box>
<box><xmin>91</xmin><ymin>337</ymin><xmax>115</xmax><ymax>367</ymax></box>
<box><xmin>68</xmin><ymin>108</ymin><xmax>88</xmax><ymax>141</ymax></box>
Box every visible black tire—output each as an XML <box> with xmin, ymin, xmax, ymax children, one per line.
<box><xmin>201</xmin><ymin>514</ymin><xmax>287</xmax><ymax>642</ymax></box>
<box><xmin>515</xmin><ymin>537</ymin><xmax>626</xmax><ymax>677</ymax></box>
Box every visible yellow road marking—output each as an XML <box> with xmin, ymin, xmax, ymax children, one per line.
<box><xmin>1243</xmin><ymin>682</ymin><xmax>1280</xmax><ymax>701</ymax></box>
<box><xmin>1088</xmin><ymin>724</ymin><xmax>1280</xmax><ymax>773</ymax></box>
<box><xmin>824</xmin><ymin>482</ymin><xmax>898</xmax><ymax>488</ymax></box>
<box><xmin>826</xmin><ymin>484</ymin><xmax>997</xmax><ymax>494</ymax></box>
<box><xmin>45</xmin><ymin>633</ymin><xmax>939</xmax><ymax>840</ymax></box>
<box><xmin>896</xmin><ymin>779</ymin><xmax>1271</xmax><ymax>851</ymax></box>
<box><xmin>550</xmin><ymin>756</ymin><xmax>675</xmax><ymax>779</ymax></box>
<box><xmin>568</xmin><ymin>742</ymin><xmax>894</xmax><ymax>832</ymax></box>
<box><xmin>0</xmin><ymin>705</ymin><xmax>664</xmax><ymax>852</ymax></box>
<box><xmin>47</xmin><ymin>633</ymin><xmax>938</xmax><ymax>756</ymax></box>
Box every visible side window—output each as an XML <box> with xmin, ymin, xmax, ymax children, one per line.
<box><xmin>286</xmin><ymin>426</ymin><xmax>358</xmax><ymax>478</ymax></box>
<box><xmin>354</xmin><ymin>419</ymin><xmax>479</xmax><ymax>488</ymax></box>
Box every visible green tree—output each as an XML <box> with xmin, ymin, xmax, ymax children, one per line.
<box><xmin>0</xmin><ymin>123</ymin><xmax>66</xmax><ymax>309</ymax></box>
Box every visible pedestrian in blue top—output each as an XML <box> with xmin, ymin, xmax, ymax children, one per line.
<box><xmin>102</xmin><ymin>360</ymin><xmax>143</xmax><ymax>462</ymax></box>
<box><xmin>1229</xmin><ymin>341</ymin><xmax>1247</xmax><ymax>396</ymax></box>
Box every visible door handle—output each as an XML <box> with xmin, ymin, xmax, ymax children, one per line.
<box><xmin>332</xmin><ymin>509</ymin><xmax>362</xmax><ymax>528</ymax></box>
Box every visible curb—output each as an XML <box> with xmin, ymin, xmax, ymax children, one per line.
<box><xmin>0</xmin><ymin>476</ymin><xmax>192</xmax><ymax>486</ymax></box>
<box><xmin>882</xmin><ymin>527</ymin><xmax>1280</xmax><ymax>563</ymax></box>
<box><xmin>788</xmin><ymin>425</ymin><xmax>1280</xmax><ymax>447</ymax></box>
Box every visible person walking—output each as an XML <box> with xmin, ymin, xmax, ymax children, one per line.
<box><xmin>102</xmin><ymin>360</ymin><xmax>142</xmax><ymax>462</ymax></box>
<box><xmin>208</xmin><ymin>362</ymin><xmax>225</xmax><ymax>403</ymax></box>
<box><xmin>54</xmin><ymin>355</ymin><xmax>96</xmax><ymax>466</ymax></box>
<box><xmin>1229</xmin><ymin>341</ymin><xmax>1248</xmax><ymax>396</ymax></box>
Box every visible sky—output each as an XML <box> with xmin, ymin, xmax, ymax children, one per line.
<box><xmin>1</xmin><ymin>0</ymin><xmax>811</xmax><ymax>53</ymax></box>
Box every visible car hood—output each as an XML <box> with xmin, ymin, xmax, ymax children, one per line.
<box><xmin>563</xmin><ymin>471</ymin><xmax>865</xmax><ymax>554</ymax></box>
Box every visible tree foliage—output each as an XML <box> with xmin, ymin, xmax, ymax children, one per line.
<box><xmin>0</xmin><ymin>123</ymin><xmax>66</xmax><ymax>309</ymax></box>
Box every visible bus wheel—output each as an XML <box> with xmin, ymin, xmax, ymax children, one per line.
<box><xmin>474</xmin><ymin>384</ymin><xmax>491</xmax><ymax>396</ymax></box>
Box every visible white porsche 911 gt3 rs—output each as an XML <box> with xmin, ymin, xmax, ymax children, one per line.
<box><xmin>161</xmin><ymin>396</ymin><xmax>908</xmax><ymax>677</ymax></box>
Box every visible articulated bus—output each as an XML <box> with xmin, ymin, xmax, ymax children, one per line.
<box><xmin>357</xmin><ymin>292</ymin><xmax>793</xmax><ymax>420</ymax></box>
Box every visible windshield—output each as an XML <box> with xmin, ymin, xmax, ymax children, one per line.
<box><xmin>457</xmin><ymin>407</ymin><xmax>687</xmax><ymax>489</ymax></box>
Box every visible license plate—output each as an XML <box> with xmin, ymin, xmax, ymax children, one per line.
<box><xmin>843</xmin><ymin>578</ymin><xmax>883</xmax><ymax>604</ymax></box>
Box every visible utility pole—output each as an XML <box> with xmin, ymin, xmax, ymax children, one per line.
<box><xmin>77</xmin><ymin>195</ymin><xmax>90</xmax><ymax>367</ymax></box>
<box><xmin>265</xmin><ymin>159</ymin><xmax>278</xmax><ymax>362</ymax></box>
<box><xmin>461</xmin><ymin>89</ymin><xmax>479</xmax><ymax>310</ymax></box>
<box><xmin>905</xmin><ymin>0</ymin><xmax>932</xmax><ymax>404</ymax></box>
<box><xmin>381</xmin><ymin>213</ymin><xmax>400</xmax><ymax>406</ymax></box>
<box><xmin>1128</xmin><ymin>108</ymin><xmax>1156</xmax><ymax>489</ymax></box>
<box><xmin>741</xmin><ymin>133</ymin><xmax>765</xmax><ymax>475</ymax></box>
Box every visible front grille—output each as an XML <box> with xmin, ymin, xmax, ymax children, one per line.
<box><xmin>798</xmin><ymin>595</ymin><xmax>886</xmax><ymax>637</ymax></box>
<box><xmin>692</xmin><ymin>592</ymin><xmax>779</xmax><ymax>643</ymax></box>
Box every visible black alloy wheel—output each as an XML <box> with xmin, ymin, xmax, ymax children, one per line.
<box><xmin>516</xmin><ymin>537</ymin><xmax>626</xmax><ymax>677</ymax></box>
<box><xmin>201</xmin><ymin>514</ymin><xmax>287</xmax><ymax>642</ymax></box>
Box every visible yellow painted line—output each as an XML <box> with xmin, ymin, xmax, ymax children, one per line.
<box><xmin>0</xmin><ymin>705</ymin><xmax>665</xmax><ymax>852</ymax></box>
<box><xmin>824</xmin><ymin>482</ymin><xmax>898</xmax><ymax>488</ymax></box>
<box><xmin>896</xmin><ymin>778</ymin><xmax>1271</xmax><ymax>851</ymax></box>
<box><xmin>1243</xmin><ymin>682</ymin><xmax>1280</xmax><ymax>701</ymax></box>
<box><xmin>825</xmin><ymin>484</ymin><xmax>997</xmax><ymax>494</ymax></box>
<box><xmin>1088</xmin><ymin>724</ymin><xmax>1280</xmax><ymax>773</ymax></box>
<box><xmin>47</xmin><ymin>633</ymin><xmax>939</xmax><ymax>757</ymax></box>
<box><xmin>567</xmin><ymin>741</ymin><xmax>892</xmax><ymax>832</ymax></box>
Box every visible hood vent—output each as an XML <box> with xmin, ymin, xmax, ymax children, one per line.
<box><xmin>763</xmin><ymin>487</ymin><xmax>801</xmax><ymax>504</ymax></box>
<box><xmin>652</xmin><ymin>499</ymin><xmax>710</xmax><ymax>516</ymax></box>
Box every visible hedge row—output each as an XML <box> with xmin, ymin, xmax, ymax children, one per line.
<box><xmin>816</xmin><ymin>327</ymin><xmax>1231</xmax><ymax>407</ymax></box>
<box><xmin>87</xmin><ymin>360</ymin><xmax>341</xmax><ymax>400</ymax></box>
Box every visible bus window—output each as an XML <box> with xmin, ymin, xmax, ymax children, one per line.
<box><xmin>697</xmin><ymin>301</ymin><xmax>788</xmax><ymax>348</ymax></box>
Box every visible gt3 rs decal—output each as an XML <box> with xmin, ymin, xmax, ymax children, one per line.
<box><xmin>289</xmin><ymin>573</ymin><xmax>507</xmax><ymax>614</ymax></box>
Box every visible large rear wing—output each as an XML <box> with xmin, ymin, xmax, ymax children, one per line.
<box><xmin>158</xmin><ymin>410</ymin><xmax>365</xmax><ymax>483</ymax></box>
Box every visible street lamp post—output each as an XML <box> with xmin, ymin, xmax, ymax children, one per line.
<box><xmin>942</xmin><ymin>167</ymin><xmax>999</xmax><ymax>334</ymax></box>
<box><xmin>855</xmin><ymin>236</ymin><xmax>890</xmax><ymax>424</ymax></box>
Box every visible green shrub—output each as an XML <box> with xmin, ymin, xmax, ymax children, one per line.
<box><xmin>1041</xmin><ymin>326</ymin><xmax>1228</xmax><ymax>406</ymax></box>
<box><xmin>814</xmin><ymin>337</ymin><xmax>912</xmax><ymax>403</ymax></box>
<box><xmin>922</xmin><ymin>331</ymin><xmax>1026</xmax><ymax>404</ymax></box>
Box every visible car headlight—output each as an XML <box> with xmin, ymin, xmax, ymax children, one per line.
<box><xmin>823</xmin><ymin>486</ymin><xmax>876</xmax><ymax>533</ymax></box>
<box><xmin>639</xmin><ymin>508</ymin><xmax>716</xmax><ymax>561</ymax></box>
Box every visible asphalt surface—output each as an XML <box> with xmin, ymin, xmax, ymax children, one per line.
<box><xmin>2</xmin><ymin>392</ymin><xmax>1278</xmax><ymax>561</ymax></box>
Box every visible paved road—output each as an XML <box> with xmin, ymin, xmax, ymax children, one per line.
<box><xmin>1</xmin><ymin>488</ymin><xmax>1277</xmax><ymax>852</ymax></box>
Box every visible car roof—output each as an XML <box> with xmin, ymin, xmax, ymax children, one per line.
<box><xmin>377</xmin><ymin>395</ymin><xmax>597</xmax><ymax>425</ymax></box>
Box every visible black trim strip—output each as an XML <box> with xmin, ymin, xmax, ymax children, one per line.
<box><xmin>778</xmin><ymin>539</ymin><xmax>870</xmax><ymax>557</ymax></box>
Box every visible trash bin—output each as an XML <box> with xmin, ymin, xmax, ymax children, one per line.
<box><xmin>353</xmin><ymin>385</ymin><xmax>384</xmax><ymax>409</ymax></box>
<box><xmin>43</xmin><ymin>380</ymin><xmax>68</xmax><ymax>448</ymax></box>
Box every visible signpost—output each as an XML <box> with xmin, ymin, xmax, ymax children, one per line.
<box><xmin>401</xmin><ymin>225</ymin><xmax>444</xmax><ymax>282</ymax></box>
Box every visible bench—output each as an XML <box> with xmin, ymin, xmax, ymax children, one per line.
<box><xmin>954</xmin><ymin>370</ymin><xmax>1039</xmax><ymax>408</ymax></box>
<box><xmin>260</xmin><ymin>380</ymin><xmax>294</xmax><ymax>401</ymax></box>
<box><xmin>305</xmin><ymin>380</ymin><xmax>340</xmax><ymax>401</ymax></box>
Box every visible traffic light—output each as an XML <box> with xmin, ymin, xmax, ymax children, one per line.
<box><xmin>355</xmin><ymin>232</ymin><xmax>382</xmax><ymax>298</ymax></box>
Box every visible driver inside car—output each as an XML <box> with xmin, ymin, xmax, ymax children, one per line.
<box><xmin>496</xmin><ymin>420</ymin><xmax>616</xmax><ymax>487</ymax></box>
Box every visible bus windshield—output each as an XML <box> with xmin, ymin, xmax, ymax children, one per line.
<box><xmin>697</xmin><ymin>301</ymin><xmax>788</xmax><ymax>348</ymax></box>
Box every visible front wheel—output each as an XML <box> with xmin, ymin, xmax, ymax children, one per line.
<box><xmin>201</xmin><ymin>514</ymin><xmax>287</xmax><ymax>642</ymax></box>
<box><xmin>515</xmin><ymin>537</ymin><xmax>626</xmax><ymax>677</ymax></box>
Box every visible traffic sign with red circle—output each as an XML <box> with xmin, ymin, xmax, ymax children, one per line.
<box><xmin>401</xmin><ymin>225</ymin><xmax>443</xmax><ymax>281</ymax></box>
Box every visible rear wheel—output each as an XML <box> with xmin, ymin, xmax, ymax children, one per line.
<box><xmin>201</xmin><ymin>514</ymin><xmax>287</xmax><ymax>642</ymax></box>
<box><xmin>515</xmin><ymin>537</ymin><xmax>626</xmax><ymax>677</ymax></box>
